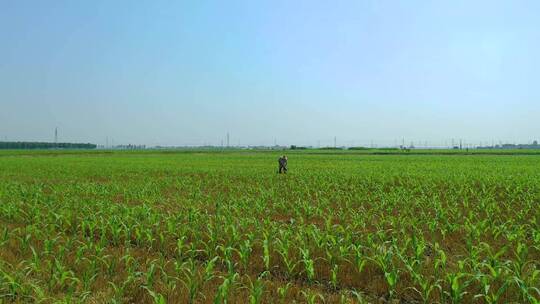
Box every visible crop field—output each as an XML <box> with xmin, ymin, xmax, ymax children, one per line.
<box><xmin>1</xmin><ymin>150</ymin><xmax>539</xmax><ymax>303</ymax></box>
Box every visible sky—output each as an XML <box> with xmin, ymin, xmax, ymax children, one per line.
<box><xmin>1</xmin><ymin>0</ymin><xmax>539</xmax><ymax>147</ymax></box>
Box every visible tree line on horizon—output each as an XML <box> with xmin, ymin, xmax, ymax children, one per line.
<box><xmin>0</xmin><ymin>141</ymin><xmax>97</xmax><ymax>149</ymax></box>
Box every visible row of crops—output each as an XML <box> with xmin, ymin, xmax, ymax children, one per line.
<box><xmin>1</xmin><ymin>151</ymin><xmax>539</xmax><ymax>303</ymax></box>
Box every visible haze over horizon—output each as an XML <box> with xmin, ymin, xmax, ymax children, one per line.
<box><xmin>1</xmin><ymin>1</ymin><xmax>539</xmax><ymax>147</ymax></box>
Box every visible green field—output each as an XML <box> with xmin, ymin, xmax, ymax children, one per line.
<box><xmin>1</xmin><ymin>150</ymin><xmax>539</xmax><ymax>303</ymax></box>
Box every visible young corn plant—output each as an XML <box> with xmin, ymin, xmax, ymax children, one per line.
<box><xmin>473</xmin><ymin>273</ymin><xmax>510</xmax><ymax>304</ymax></box>
<box><xmin>277</xmin><ymin>282</ymin><xmax>292</xmax><ymax>304</ymax></box>
<box><xmin>109</xmin><ymin>273</ymin><xmax>136</xmax><ymax>304</ymax></box>
<box><xmin>300</xmin><ymin>290</ymin><xmax>325</xmax><ymax>304</ymax></box>
<box><xmin>243</xmin><ymin>271</ymin><xmax>268</xmax><ymax>304</ymax></box>
<box><xmin>218</xmin><ymin>245</ymin><xmax>238</xmax><ymax>275</ymax></box>
<box><xmin>443</xmin><ymin>271</ymin><xmax>470</xmax><ymax>304</ymax></box>
<box><xmin>178</xmin><ymin>259</ymin><xmax>202</xmax><ymax>304</ymax></box>
<box><xmin>213</xmin><ymin>272</ymin><xmax>239</xmax><ymax>304</ymax></box>
<box><xmin>0</xmin><ymin>268</ymin><xmax>25</xmax><ymax>301</ymax></box>
<box><xmin>512</xmin><ymin>269</ymin><xmax>540</xmax><ymax>303</ymax></box>
<box><xmin>352</xmin><ymin>244</ymin><xmax>368</xmax><ymax>275</ymax></box>
<box><xmin>236</xmin><ymin>238</ymin><xmax>253</xmax><ymax>272</ymax></box>
<box><xmin>350</xmin><ymin>290</ymin><xmax>369</xmax><ymax>304</ymax></box>
<box><xmin>145</xmin><ymin>260</ymin><xmax>158</xmax><ymax>287</ymax></box>
<box><xmin>143</xmin><ymin>286</ymin><xmax>167</xmax><ymax>304</ymax></box>
<box><xmin>300</xmin><ymin>248</ymin><xmax>316</xmax><ymax>283</ymax></box>
<box><xmin>276</xmin><ymin>238</ymin><xmax>301</xmax><ymax>278</ymax></box>
<box><xmin>400</xmin><ymin>253</ymin><xmax>441</xmax><ymax>303</ymax></box>
<box><xmin>325</xmin><ymin>239</ymin><xmax>348</xmax><ymax>290</ymax></box>
<box><xmin>0</xmin><ymin>227</ymin><xmax>9</xmax><ymax>248</ymax></box>
<box><xmin>262</xmin><ymin>234</ymin><xmax>271</xmax><ymax>273</ymax></box>
<box><xmin>370</xmin><ymin>245</ymin><xmax>400</xmax><ymax>300</ymax></box>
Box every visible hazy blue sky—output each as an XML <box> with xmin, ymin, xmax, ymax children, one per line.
<box><xmin>1</xmin><ymin>0</ymin><xmax>539</xmax><ymax>147</ymax></box>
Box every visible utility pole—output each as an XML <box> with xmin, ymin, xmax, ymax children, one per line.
<box><xmin>54</xmin><ymin>127</ymin><xmax>58</xmax><ymax>145</ymax></box>
<box><xmin>334</xmin><ymin>136</ymin><xmax>337</xmax><ymax>148</ymax></box>
<box><xmin>460</xmin><ymin>139</ymin><xmax>463</xmax><ymax>150</ymax></box>
<box><xmin>226</xmin><ymin>132</ymin><xmax>230</xmax><ymax>148</ymax></box>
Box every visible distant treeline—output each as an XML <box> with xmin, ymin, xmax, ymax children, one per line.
<box><xmin>290</xmin><ymin>145</ymin><xmax>308</xmax><ymax>150</ymax></box>
<box><xmin>0</xmin><ymin>142</ymin><xmax>97</xmax><ymax>150</ymax></box>
<box><xmin>348</xmin><ymin>147</ymin><xmax>400</xmax><ymax>151</ymax></box>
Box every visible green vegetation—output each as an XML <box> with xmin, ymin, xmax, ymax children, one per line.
<box><xmin>0</xmin><ymin>142</ymin><xmax>96</xmax><ymax>150</ymax></box>
<box><xmin>1</xmin><ymin>150</ymin><xmax>539</xmax><ymax>303</ymax></box>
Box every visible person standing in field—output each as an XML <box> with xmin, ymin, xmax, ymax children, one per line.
<box><xmin>278</xmin><ymin>155</ymin><xmax>288</xmax><ymax>174</ymax></box>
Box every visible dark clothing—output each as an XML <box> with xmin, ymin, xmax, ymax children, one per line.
<box><xmin>278</xmin><ymin>157</ymin><xmax>288</xmax><ymax>173</ymax></box>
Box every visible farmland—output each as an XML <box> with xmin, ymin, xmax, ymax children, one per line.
<box><xmin>1</xmin><ymin>150</ymin><xmax>539</xmax><ymax>303</ymax></box>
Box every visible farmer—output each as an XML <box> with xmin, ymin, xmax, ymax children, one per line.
<box><xmin>278</xmin><ymin>155</ymin><xmax>288</xmax><ymax>174</ymax></box>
